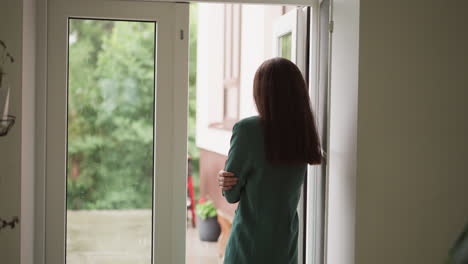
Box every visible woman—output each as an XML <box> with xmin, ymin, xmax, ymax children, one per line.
<box><xmin>218</xmin><ymin>57</ymin><xmax>322</xmax><ymax>264</ymax></box>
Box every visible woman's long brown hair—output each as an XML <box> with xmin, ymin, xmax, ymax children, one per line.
<box><xmin>253</xmin><ymin>57</ymin><xmax>322</xmax><ymax>165</ymax></box>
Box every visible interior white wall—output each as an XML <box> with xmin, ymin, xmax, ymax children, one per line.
<box><xmin>21</xmin><ymin>0</ymin><xmax>36</xmax><ymax>263</ymax></box>
<box><xmin>324</xmin><ymin>0</ymin><xmax>360</xmax><ymax>263</ymax></box>
<box><xmin>0</xmin><ymin>1</ymin><xmax>23</xmax><ymax>263</ymax></box>
<box><xmin>0</xmin><ymin>0</ymin><xmax>35</xmax><ymax>263</ymax></box>
<box><xmin>0</xmin><ymin>0</ymin><xmax>36</xmax><ymax>263</ymax></box>
<box><xmin>355</xmin><ymin>1</ymin><xmax>468</xmax><ymax>263</ymax></box>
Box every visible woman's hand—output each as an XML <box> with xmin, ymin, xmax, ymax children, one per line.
<box><xmin>218</xmin><ymin>170</ymin><xmax>238</xmax><ymax>191</ymax></box>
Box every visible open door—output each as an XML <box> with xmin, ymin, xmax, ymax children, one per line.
<box><xmin>272</xmin><ymin>7</ymin><xmax>308</xmax><ymax>74</ymax></box>
<box><xmin>44</xmin><ymin>0</ymin><xmax>189</xmax><ymax>263</ymax></box>
<box><xmin>272</xmin><ymin>6</ymin><xmax>309</xmax><ymax>264</ymax></box>
<box><xmin>272</xmin><ymin>3</ymin><xmax>327</xmax><ymax>264</ymax></box>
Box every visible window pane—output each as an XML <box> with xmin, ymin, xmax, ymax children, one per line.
<box><xmin>279</xmin><ymin>32</ymin><xmax>292</xmax><ymax>60</ymax></box>
<box><xmin>66</xmin><ymin>19</ymin><xmax>155</xmax><ymax>264</ymax></box>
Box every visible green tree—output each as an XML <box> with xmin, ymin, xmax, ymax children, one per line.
<box><xmin>188</xmin><ymin>4</ymin><xmax>200</xmax><ymax>199</ymax></box>
<box><xmin>67</xmin><ymin>20</ymin><xmax>155</xmax><ymax>209</ymax></box>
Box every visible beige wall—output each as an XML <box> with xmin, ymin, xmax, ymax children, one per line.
<box><xmin>0</xmin><ymin>0</ymin><xmax>35</xmax><ymax>263</ymax></box>
<box><xmin>356</xmin><ymin>1</ymin><xmax>468</xmax><ymax>263</ymax></box>
<box><xmin>0</xmin><ymin>0</ymin><xmax>24</xmax><ymax>263</ymax></box>
<box><xmin>21</xmin><ymin>0</ymin><xmax>36</xmax><ymax>263</ymax></box>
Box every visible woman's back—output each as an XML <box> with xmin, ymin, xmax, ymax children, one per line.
<box><xmin>221</xmin><ymin>57</ymin><xmax>321</xmax><ymax>264</ymax></box>
<box><xmin>223</xmin><ymin>116</ymin><xmax>307</xmax><ymax>264</ymax></box>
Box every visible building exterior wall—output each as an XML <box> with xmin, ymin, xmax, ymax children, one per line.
<box><xmin>195</xmin><ymin>4</ymin><xmax>290</xmax><ymax>254</ymax></box>
<box><xmin>196</xmin><ymin>3</ymin><xmax>288</xmax><ymax>216</ymax></box>
<box><xmin>199</xmin><ymin>149</ymin><xmax>237</xmax><ymax>217</ymax></box>
<box><xmin>196</xmin><ymin>3</ymin><xmax>285</xmax><ymax>157</ymax></box>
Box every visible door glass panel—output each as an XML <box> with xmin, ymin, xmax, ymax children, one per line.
<box><xmin>279</xmin><ymin>32</ymin><xmax>292</xmax><ymax>60</ymax></box>
<box><xmin>66</xmin><ymin>18</ymin><xmax>156</xmax><ymax>264</ymax></box>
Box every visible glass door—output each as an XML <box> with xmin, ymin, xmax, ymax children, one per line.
<box><xmin>45</xmin><ymin>1</ymin><xmax>189</xmax><ymax>263</ymax></box>
<box><xmin>305</xmin><ymin>1</ymin><xmax>330</xmax><ymax>263</ymax></box>
<box><xmin>273</xmin><ymin>5</ymin><xmax>328</xmax><ymax>264</ymax></box>
<box><xmin>273</xmin><ymin>3</ymin><xmax>328</xmax><ymax>264</ymax></box>
<box><xmin>272</xmin><ymin>6</ymin><xmax>309</xmax><ymax>264</ymax></box>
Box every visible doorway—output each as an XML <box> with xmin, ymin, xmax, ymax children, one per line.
<box><xmin>186</xmin><ymin>3</ymin><xmax>311</xmax><ymax>263</ymax></box>
<box><xmin>39</xmin><ymin>0</ymin><xmax>328</xmax><ymax>263</ymax></box>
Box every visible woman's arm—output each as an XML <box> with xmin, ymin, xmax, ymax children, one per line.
<box><xmin>218</xmin><ymin>170</ymin><xmax>238</xmax><ymax>191</ymax></box>
<box><xmin>221</xmin><ymin>122</ymin><xmax>251</xmax><ymax>203</ymax></box>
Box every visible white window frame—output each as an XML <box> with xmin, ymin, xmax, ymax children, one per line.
<box><xmin>306</xmin><ymin>1</ymin><xmax>328</xmax><ymax>264</ymax></box>
<box><xmin>273</xmin><ymin>9</ymin><xmax>299</xmax><ymax>62</ymax></box>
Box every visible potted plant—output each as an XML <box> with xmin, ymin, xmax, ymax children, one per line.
<box><xmin>195</xmin><ymin>198</ymin><xmax>221</xmax><ymax>242</ymax></box>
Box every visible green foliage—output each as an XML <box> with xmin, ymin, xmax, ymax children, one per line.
<box><xmin>67</xmin><ymin>20</ymin><xmax>156</xmax><ymax>210</ymax></box>
<box><xmin>188</xmin><ymin>4</ymin><xmax>200</xmax><ymax>200</ymax></box>
<box><xmin>67</xmin><ymin>6</ymin><xmax>200</xmax><ymax>210</ymax></box>
<box><xmin>195</xmin><ymin>200</ymin><xmax>217</xmax><ymax>220</ymax></box>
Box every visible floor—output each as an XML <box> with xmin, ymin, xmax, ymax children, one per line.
<box><xmin>186</xmin><ymin>225</ymin><xmax>221</xmax><ymax>264</ymax></box>
<box><xmin>66</xmin><ymin>210</ymin><xmax>220</xmax><ymax>264</ymax></box>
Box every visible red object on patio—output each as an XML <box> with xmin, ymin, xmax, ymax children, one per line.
<box><xmin>187</xmin><ymin>156</ymin><xmax>196</xmax><ymax>227</ymax></box>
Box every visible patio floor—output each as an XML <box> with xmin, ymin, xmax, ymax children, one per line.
<box><xmin>186</xmin><ymin>225</ymin><xmax>221</xmax><ymax>264</ymax></box>
<box><xmin>66</xmin><ymin>210</ymin><xmax>221</xmax><ymax>264</ymax></box>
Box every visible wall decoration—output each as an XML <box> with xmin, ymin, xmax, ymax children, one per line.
<box><xmin>0</xmin><ymin>216</ymin><xmax>19</xmax><ymax>231</ymax></box>
<box><xmin>0</xmin><ymin>39</ymin><xmax>15</xmax><ymax>136</ymax></box>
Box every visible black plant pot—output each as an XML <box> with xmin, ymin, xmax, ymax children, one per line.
<box><xmin>196</xmin><ymin>215</ymin><xmax>221</xmax><ymax>242</ymax></box>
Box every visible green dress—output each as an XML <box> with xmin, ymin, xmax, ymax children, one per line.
<box><xmin>223</xmin><ymin>116</ymin><xmax>307</xmax><ymax>264</ymax></box>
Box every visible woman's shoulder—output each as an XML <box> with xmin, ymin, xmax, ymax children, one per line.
<box><xmin>233</xmin><ymin>116</ymin><xmax>262</xmax><ymax>138</ymax></box>
<box><xmin>235</xmin><ymin>116</ymin><xmax>261</xmax><ymax>129</ymax></box>
<box><xmin>233</xmin><ymin>116</ymin><xmax>261</xmax><ymax>132</ymax></box>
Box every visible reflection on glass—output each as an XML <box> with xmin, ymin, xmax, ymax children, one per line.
<box><xmin>279</xmin><ymin>32</ymin><xmax>292</xmax><ymax>60</ymax></box>
<box><xmin>66</xmin><ymin>19</ymin><xmax>155</xmax><ymax>264</ymax></box>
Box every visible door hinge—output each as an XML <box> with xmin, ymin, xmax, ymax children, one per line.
<box><xmin>180</xmin><ymin>30</ymin><xmax>184</xmax><ymax>40</ymax></box>
<box><xmin>328</xmin><ymin>21</ymin><xmax>334</xmax><ymax>33</ymax></box>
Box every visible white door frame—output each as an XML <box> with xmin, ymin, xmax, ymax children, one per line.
<box><xmin>306</xmin><ymin>1</ymin><xmax>329</xmax><ymax>264</ymax></box>
<box><xmin>35</xmin><ymin>1</ymin><xmax>331</xmax><ymax>264</ymax></box>
<box><xmin>272</xmin><ymin>9</ymin><xmax>300</xmax><ymax>62</ymax></box>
